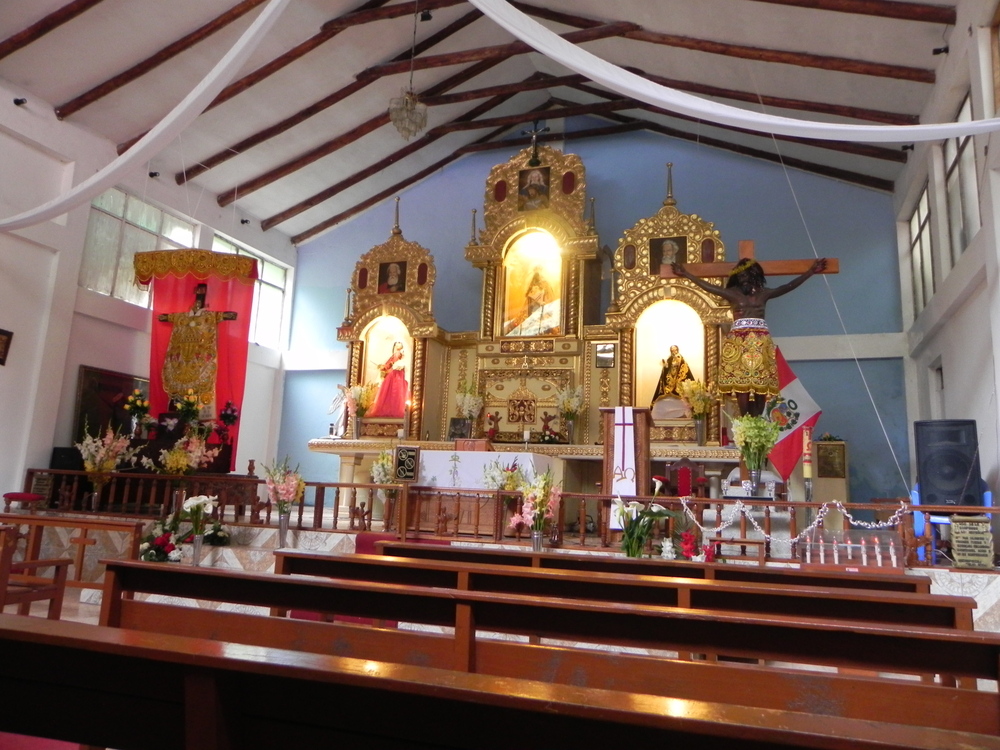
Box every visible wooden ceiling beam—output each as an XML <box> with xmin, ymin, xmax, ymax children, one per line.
<box><xmin>429</xmin><ymin>98</ymin><xmax>641</xmax><ymax>134</ymax></box>
<box><xmin>215</xmin><ymin>56</ymin><xmax>504</xmax><ymax>205</ymax></box>
<box><xmin>622</xmin><ymin>28</ymin><xmax>934</xmax><ymax>83</ymax></box>
<box><xmin>261</xmin><ymin>89</ymin><xmax>522</xmax><ymax>231</ymax></box>
<box><xmin>0</xmin><ymin>0</ymin><xmax>106</xmax><ymax>61</ymax></box>
<box><xmin>54</xmin><ymin>0</ymin><xmax>271</xmax><ymax>119</ymax></box>
<box><xmin>421</xmin><ymin>73</ymin><xmax>587</xmax><ymax>106</ymax></box>
<box><xmin>454</xmin><ymin>121</ymin><xmax>647</xmax><ymax>155</ymax></box>
<box><xmin>176</xmin><ymin>8</ymin><xmax>483</xmax><ymax>184</ymax></box>
<box><xmin>356</xmin><ymin>21</ymin><xmax>640</xmax><ymax>81</ymax></box>
<box><xmin>745</xmin><ymin>0</ymin><xmax>955</xmax><ymax>24</ymax></box>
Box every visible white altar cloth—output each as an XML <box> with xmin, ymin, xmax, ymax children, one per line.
<box><xmin>416</xmin><ymin>450</ymin><xmax>562</xmax><ymax>489</ymax></box>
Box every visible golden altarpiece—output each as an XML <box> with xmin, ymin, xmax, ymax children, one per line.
<box><xmin>313</xmin><ymin>147</ymin><xmax>740</xmax><ymax>495</ymax></box>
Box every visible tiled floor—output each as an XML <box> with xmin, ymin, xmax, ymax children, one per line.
<box><xmin>9</xmin><ymin>588</ymin><xmax>100</xmax><ymax>625</ymax></box>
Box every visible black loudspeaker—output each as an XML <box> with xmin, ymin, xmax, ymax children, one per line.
<box><xmin>50</xmin><ymin>447</ymin><xmax>84</xmax><ymax>471</ymax></box>
<box><xmin>914</xmin><ymin>420</ymin><xmax>983</xmax><ymax>506</ymax></box>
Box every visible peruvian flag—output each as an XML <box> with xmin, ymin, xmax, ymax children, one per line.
<box><xmin>767</xmin><ymin>348</ymin><xmax>822</xmax><ymax>481</ymax></box>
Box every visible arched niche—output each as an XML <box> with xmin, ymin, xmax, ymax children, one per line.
<box><xmin>635</xmin><ymin>300</ymin><xmax>705</xmax><ymax>409</ymax></box>
<box><xmin>361</xmin><ymin>315</ymin><xmax>413</xmax><ymax>391</ymax></box>
<box><xmin>500</xmin><ymin>229</ymin><xmax>564</xmax><ymax>338</ymax></box>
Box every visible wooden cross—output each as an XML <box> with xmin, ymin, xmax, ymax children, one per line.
<box><xmin>660</xmin><ymin>240</ymin><xmax>839</xmax><ymax>280</ymax></box>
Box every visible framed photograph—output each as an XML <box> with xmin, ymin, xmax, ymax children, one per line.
<box><xmin>816</xmin><ymin>441</ymin><xmax>847</xmax><ymax>479</ymax></box>
<box><xmin>517</xmin><ymin>166</ymin><xmax>550</xmax><ymax>211</ymax></box>
<box><xmin>595</xmin><ymin>343</ymin><xmax>615</xmax><ymax>368</ymax></box>
<box><xmin>377</xmin><ymin>261</ymin><xmax>407</xmax><ymax>293</ymax></box>
<box><xmin>393</xmin><ymin>445</ymin><xmax>420</xmax><ymax>482</ymax></box>
<box><xmin>0</xmin><ymin>328</ymin><xmax>11</xmax><ymax>366</ymax></box>
<box><xmin>649</xmin><ymin>236</ymin><xmax>687</xmax><ymax>274</ymax></box>
<box><xmin>74</xmin><ymin>366</ymin><xmax>149</xmax><ymax>442</ymax></box>
<box><xmin>448</xmin><ymin>418</ymin><xmax>473</xmax><ymax>440</ymax></box>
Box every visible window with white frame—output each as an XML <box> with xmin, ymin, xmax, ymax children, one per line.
<box><xmin>943</xmin><ymin>95</ymin><xmax>980</xmax><ymax>266</ymax></box>
<box><xmin>211</xmin><ymin>235</ymin><xmax>288</xmax><ymax>349</ymax></box>
<box><xmin>907</xmin><ymin>186</ymin><xmax>933</xmax><ymax>316</ymax></box>
<box><xmin>79</xmin><ymin>188</ymin><xmax>195</xmax><ymax>307</ymax></box>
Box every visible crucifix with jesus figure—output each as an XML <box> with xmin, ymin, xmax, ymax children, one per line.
<box><xmin>662</xmin><ymin>240</ymin><xmax>838</xmax><ymax>417</ymax></box>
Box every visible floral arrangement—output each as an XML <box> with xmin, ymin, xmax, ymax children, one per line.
<box><xmin>173</xmin><ymin>388</ymin><xmax>202</xmax><ymax>424</ymax></box>
<box><xmin>509</xmin><ymin>469</ymin><xmax>561</xmax><ymax>532</ymax></box>
<box><xmin>817</xmin><ymin>432</ymin><xmax>842</xmax><ymax>441</ymax></box>
<box><xmin>204</xmin><ymin>520</ymin><xmax>231</xmax><ymax>547</ymax></box>
<box><xmin>370</xmin><ymin>449</ymin><xmax>394</xmax><ymax>485</ymax></box>
<box><xmin>677</xmin><ymin>380</ymin><xmax>716</xmax><ymax>419</ymax></box>
<box><xmin>139</xmin><ymin>518</ymin><xmax>182</xmax><ymax>563</ymax></box>
<box><xmin>680</xmin><ymin>530</ymin><xmax>716</xmax><ymax>563</ymax></box>
<box><xmin>345</xmin><ymin>383</ymin><xmax>377</xmax><ymax>418</ymax></box>
<box><xmin>613</xmin><ymin>496</ymin><xmax>670</xmax><ymax>558</ymax></box>
<box><xmin>538</xmin><ymin>426</ymin><xmax>561</xmax><ymax>444</ymax></box>
<box><xmin>264</xmin><ymin>456</ymin><xmax>305</xmax><ymax>515</ymax></box>
<box><xmin>729</xmin><ymin>414</ymin><xmax>780</xmax><ymax>471</ymax></box>
<box><xmin>554</xmin><ymin>385</ymin><xmax>583</xmax><ymax>420</ymax></box>
<box><xmin>455</xmin><ymin>382</ymin><xmax>484</xmax><ymax>420</ymax></box>
<box><xmin>218</xmin><ymin>401</ymin><xmax>239</xmax><ymax>426</ymax></box>
<box><xmin>182</xmin><ymin>494</ymin><xmax>217</xmax><ymax>536</ymax></box>
<box><xmin>75</xmin><ymin>422</ymin><xmax>139</xmax><ymax>476</ymax></box>
<box><xmin>141</xmin><ymin>435</ymin><xmax>220</xmax><ymax>475</ymax></box>
<box><xmin>483</xmin><ymin>458</ymin><xmax>525</xmax><ymax>492</ymax></box>
<box><xmin>124</xmin><ymin>389</ymin><xmax>151</xmax><ymax>424</ymax></box>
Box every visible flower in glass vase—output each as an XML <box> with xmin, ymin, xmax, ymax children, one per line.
<box><xmin>455</xmin><ymin>382</ymin><xmax>484</xmax><ymax>420</ymax></box>
<box><xmin>554</xmin><ymin>385</ymin><xmax>583</xmax><ymax>421</ymax></box>
<box><xmin>509</xmin><ymin>469</ymin><xmax>561</xmax><ymax>533</ymax></box>
<box><xmin>182</xmin><ymin>494</ymin><xmax>217</xmax><ymax>537</ymax></box>
<box><xmin>264</xmin><ymin>456</ymin><xmax>305</xmax><ymax>515</ymax></box>
<box><xmin>729</xmin><ymin>414</ymin><xmax>780</xmax><ymax>471</ymax></box>
<box><xmin>677</xmin><ymin>380</ymin><xmax>716</xmax><ymax>419</ymax></box>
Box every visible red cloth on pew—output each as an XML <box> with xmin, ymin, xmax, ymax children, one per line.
<box><xmin>0</xmin><ymin>732</ymin><xmax>78</xmax><ymax>749</ymax></box>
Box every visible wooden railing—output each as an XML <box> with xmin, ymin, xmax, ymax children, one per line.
<box><xmin>19</xmin><ymin>468</ymin><xmax>980</xmax><ymax>567</ymax></box>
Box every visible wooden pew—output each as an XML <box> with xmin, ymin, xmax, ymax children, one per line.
<box><xmin>377</xmin><ymin>539</ymin><xmax>932</xmax><ymax>593</ymax></box>
<box><xmin>0</xmin><ymin>525</ymin><xmax>70</xmax><ymax>619</ymax></box>
<box><xmin>274</xmin><ymin>549</ymin><xmax>974</xmax><ymax>630</ymax></box>
<box><xmin>96</xmin><ymin>560</ymin><xmax>1000</xmax><ymax>736</ymax></box>
<box><xmin>2</xmin><ymin>615</ymin><xmax>996</xmax><ymax>750</ymax></box>
<box><xmin>0</xmin><ymin>513</ymin><xmax>144</xmax><ymax>590</ymax></box>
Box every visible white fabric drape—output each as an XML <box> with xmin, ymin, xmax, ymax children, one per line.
<box><xmin>610</xmin><ymin>406</ymin><xmax>637</xmax><ymax>530</ymax></box>
<box><xmin>0</xmin><ymin>0</ymin><xmax>291</xmax><ymax>232</ymax></box>
<box><xmin>466</xmin><ymin>0</ymin><xmax>1000</xmax><ymax>143</ymax></box>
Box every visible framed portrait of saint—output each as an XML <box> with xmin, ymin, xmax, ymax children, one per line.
<box><xmin>501</xmin><ymin>230</ymin><xmax>563</xmax><ymax>337</ymax></box>
<box><xmin>649</xmin><ymin>236</ymin><xmax>687</xmax><ymax>275</ymax></box>
<box><xmin>517</xmin><ymin>167</ymin><xmax>550</xmax><ymax>211</ymax></box>
<box><xmin>377</xmin><ymin>261</ymin><xmax>406</xmax><ymax>294</ymax></box>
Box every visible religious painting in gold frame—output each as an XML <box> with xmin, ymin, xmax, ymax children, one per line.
<box><xmin>517</xmin><ymin>167</ymin><xmax>551</xmax><ymax>211</ymax></box>
<box><xmin>501</xmin><ymin>229</ymin><xmax>563</xmax><ymax>337</ymax></box>
<box><xmin>816</xmin><ymin>442</ymin><xmax>847</xmax><ymax>478</ymax></box>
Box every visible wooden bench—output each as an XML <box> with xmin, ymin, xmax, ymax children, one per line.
<box><xmin>0</xmin><ymin>525</ymin><xmax>70</xmax><ymax>619</ymax></box>
<box><xmin>0</xmin><ymin>513</ymin><xmax>143</xmax><ymax>590</ymax></box>
<box><xmin>96</xmin><ymin>560</ymin><xmax>1000</xmax><ymax>736</ymax></box>
<box><xmin>2</xmin><ymin>615</ymin><xmax>996</xmax><ymax>750</ymax></box>
<box><xmin>376</xmin><ymin>539</ymin><xmax>933</xmax><ymax>593</ymax></box>
<box><xmin>274</xmin><ymin>549</ymin><xmax>975</xmax><ymax>630</ymax></box>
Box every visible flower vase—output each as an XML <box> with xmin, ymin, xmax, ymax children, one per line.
<box><xmin>89</xmin><ymin>484</ymin><xmax>103</xmax><ymax>513</ymax></box>
<box><xmin>746</xmin><ymin>468</ymin><xmax>762</xmax><ymax>496</ymax></box>
<box><xmin>530</xmin><ymin>529</ymin><xmax>544</xmax><ymax>553</ymax></box>
<box><xmin>191</xmin><ymin>535</ymin><xmax>204</xmax><ymax>566</ymax></box>
<box><xmin>694</xmin><ymin>418</ymin><xmax>706</xmax><ymax>446</ymax></box>
<box><xmin>278</xmin><ymin>511</ymin><xmax>290</xmax><ymax>548</ymax></box>
<box><xmin>172</xmin><ymin>488</ymin><xmax>186</xmax><ymax>516</ymax></box>
<box><xmin>564</xmin><ymin>419</ymin><xmax>575</xmax><ymax>444</ymax></box>
<box><xmin>351</xmin><ymin>417</ymin><xmax>361</xmax><ymax>440</ymax></box>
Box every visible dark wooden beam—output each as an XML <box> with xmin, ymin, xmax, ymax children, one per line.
<box><xmin>261</xmin><ymin>89</ymin><xmax>521</xmax><ymax>230</ymax></box>
<box><xmin>54</xmin><ymin>0</ymin><xmax>271</xmax><ymax>119</ymax></box>
<box><xmin>176</xmin><ymin>9</ymin><xmax>484</xmax><ymax>185</ymax></box>
<box><xmin>422</xmin><ymin>73</ymin><xmax>587</xmax><ymax>106</ymax></box>
<box><xmin>428</xmin><ymin>98</ymin><xmax>641</xmax><ymax>135</ymax></box>
<box><xmin>627</xmin><ymin>66</ymin><xmax>918</xmax><ymax>126</ymax></box>
<box><xmin>745</xmin><ymin>0</ymin><xmax>955</xmax><ymax>24</ymax></box>
<box><xmin>622</xmin><ymin>28</ymin><xmax>934</xmax><ymax>83</ymax></box>
<box><xmin>215</xmin><ymin>57</ymin><xmax>504</xmax><ymax>205</ymax></box>
<box><xmin>0</xmin><ymin>0</ymin><xmax>106</xmax><ymax>61</ymax></box>
<box><xmin>356</xmin><ymin>21</ymin><xmax>640</xmax><ymax>81</ymax></box>
<box><xmin>454</xmin><ymin>121</ymin><xmax>646</xmax><ymax>154</ymax></box>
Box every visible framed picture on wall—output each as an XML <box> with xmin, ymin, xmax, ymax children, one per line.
<box><xmin>73</xmin><ymin>366</ymin><xmax>149</xmax><ymax>442</ymax></box>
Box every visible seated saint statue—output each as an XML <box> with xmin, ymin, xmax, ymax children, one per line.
<box><xmin>650</xmin><ymin>345</ymin><xmax>694</xmax><ymax>407</ymax></box>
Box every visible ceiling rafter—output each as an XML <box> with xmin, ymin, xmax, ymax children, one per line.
<box><xmin>261</xmin><ymin>86</ymin><xmax>528</xmax><ymax>231</ymax></box>
<box><xmin>216</xmin><ymin>23</ymin><xmax>635</xmax><ymax>207</ymax></box>
<box><xmin>54</xmin><ymin>0</ymin><xmax>271</xmax><ymax>119</ymax></box>
<box><xmin>175</xmin><ymin>7</ymin><xmax>484</xmax><ymax>184</ymax></box>
<box><xmin>0</xmin><ymin>0</ymin><xmax>107</xmax><ymax>61</ymax></box>
<box><xmin>743</xmin><ymin>0</ymin><xmax>955</xmax><ymax>24</ymax></box>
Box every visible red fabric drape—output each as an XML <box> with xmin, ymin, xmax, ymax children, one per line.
<box><xmin>140</xmin><ymin>252</ymin><xmax>256</xmax><ymax>472</ymax></box>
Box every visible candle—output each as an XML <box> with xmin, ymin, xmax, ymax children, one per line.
<box><xmin>874</xmin><ymin>537</ymin><xmax>883</xmax><ymax>567</ymax></box>
<box><xmin>833</xmin><ymin>541</ymin><xmax>839</xmax><ymax>565</ymax></box>
<box><xmin>523</xmin><ymin>429</ymin><xmax>531</xmax><ymax>443</ymax></box>
<box><xmin>819</xmin><ymin>540</ymin><xmax>825</xmax><ymax>565</ymax></box>
<box><xmin>861</xmin><ymin>541</ymin><xmax>868</xmax><ymax>566</ymax></box>
<box><xmin>802</xmin><ymin>426</ymin><xmax>813</xmax><ymax>479</ymax></box>
<box><xmin>343</xmin><ymin>288</ymin><xmax>352</xmax><ymax>320</ymax></box>
<box><xmin>847</xmin><ymin>539</ymin><xmax>853</xmax><ymax>560</ymax></box>
<box><xmin>890</xmin><ymin>540</ymin><xmax>897</xmax><ymax>567</ymax></box>
<box><xmin>805</xmin><ymin>538</ymin><xmax>811</xmax><ymax>564</ymax></box>
<box><xmin>397</xmin><ymin>428</ymin><xmax>405</xmax><ymax>439</ymax></box>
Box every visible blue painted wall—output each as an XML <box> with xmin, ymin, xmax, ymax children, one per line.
<box><xmin>288</xmin><ymin>124</ymin><xmax>906</xmax><ymax>503</ymax></box>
